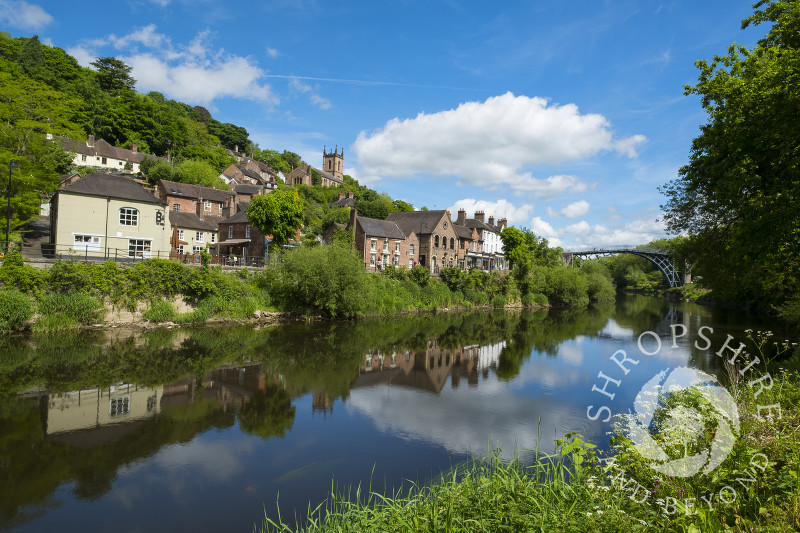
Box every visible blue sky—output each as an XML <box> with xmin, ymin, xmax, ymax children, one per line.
<box><xmin>1</xmin><ymin>0</ymin><xmax>762</xmax><ymax>248</ymax></box>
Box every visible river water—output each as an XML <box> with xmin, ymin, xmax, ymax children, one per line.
<box><xmin>0</xmin><ymin>294</ymin><xmax>795</xmax><ymax>532</ymax></box>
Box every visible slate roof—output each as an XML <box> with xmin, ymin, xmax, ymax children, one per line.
<box><xmin>60</xmin><ymin>172</ymin><xmax>164</xmax><ymax>204</ymax></box>
<box><xmin>159</xmin><ymin>179</ymin><xmax>232</xmax><ymax>203</ymax></box>
<box><xmin>237</xmin><ymin>165</ymin><xmax>263</xmax><ymax>182</ymax></box>
<box><xmin>57</xmin><ymin>136</ymin><xmax>166</xmax><ymax>165</ymax></box>
<box><xmin>329</xmin><ymin>196</ymin><xmax>356</xmax><ymax>207</ymax></box>
<box><xmin>293</xmin><ymin>163</ymin><xmax>344</xmax><ymax>185</ymax></box>
<box><xmin>463</xmin><ymin>219</ymin><xmax>496</xmax><ymax>232</ymax></box>
<box><xmin>233</xmin><ymin>183</ymin><xmax>260</xmax><ymax>195</ymax></box>
<box><xmin>386</xmin><ymin>210</ymin><xmax>448</xmax><ymax>236</ymax></box>
<box><xmin>453</xmin><ymin>225</ymin><xmax>474</xmax><ymax>239</ymax></box>
<box><xmin>168</xmin><ymin>211</ymin><xmax>220</xmax><ymax>231</ymax></box>
<box><xmin>356</xmin><ymin>216</ymin><xmax>406</xmax><ymax>239</ymax></box>
<box><xmin>219</xmin><ymin>210</ymin><xmax>251</xmax><ymax>224</ymax></box>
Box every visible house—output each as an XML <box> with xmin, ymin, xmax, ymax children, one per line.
<box><xmin>329</xmin><ymin>191</ymin><xmax>355</xmax><ymax>207</ymax></box>
<box><xmin>285</xmin><ymin>147</ymin><xmax>344</xmax><ymax>187</ymax></box>
<box><xmin>351</xmin><ymin>211</ymin><xmax>419</xmax><ymax>271</ymax></box>
<box><xmin>49</xmin><ymin>172</ymin><xmax>169</xmax><ymax>259</ymax></box>
<box><xmin>216</xmin><ymin>211</ymin><xmax>267</xmax><ymax>265</ymax></box>
<box><xmin>220</xmin><ymin>163</ymin><xmax>277</xmax><ymax>191</ymax></box>
<box><xmin>55</xmin><ymin>135</ymin><xmax>168</xmax><ymax>174</ymax></box>
<box><xmin>454</xmin><ymin>210</ymin><xmax>507</xmax><ymax>270</ymax></box>
<box><xmin>168</xmin><ymin>211</ymin><xmax>219</xmax><ymax>259</ymax></box>
<box><xmin>385</xmin><ymin>210</ymin><xmax>459</xmax><ymax>274</ymax></box>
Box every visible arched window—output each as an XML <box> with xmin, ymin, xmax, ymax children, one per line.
<box><xmin>450</xmin><ymin>237</ymin><xmax>454</xmax><ymax>249</ymax></box>
<box><xmin>448</xmin><ymin>257</ymin><xmax>453</xmax><ymax>267</ymax></box>
<box><xmin>434</xmin><ymin>235</ymin><xmax>439</xmax><ymax>247</ymax></box>
<box><xmin>441</xmin><ymin>257</ymin><xmax>446</xmax><ymax>267</ymax></box>
<box><xmin>119</xmin><ymin>207</ymin><xmax>138</xmax><ymax>226</ymax></box>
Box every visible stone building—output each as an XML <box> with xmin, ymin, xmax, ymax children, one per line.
<box><xmin>285</xmin><ymin>147</ymin><xmax>344</xmax><ymax>187</ymax></box>
<box><xmin>385</xmin><ymin>210</ymin><xmax>459</xmax><ymax>274</ymax></box>
<box><xmin>351</xmin><ymin>210</ymin><xmax>419</xmax><ymax>271</ymax></box>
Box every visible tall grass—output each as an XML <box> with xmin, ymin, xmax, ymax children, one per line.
<box><xmin>33</xmin><ymin>291</ymin><xmax>104</xmax><ymax>332</ymax></box>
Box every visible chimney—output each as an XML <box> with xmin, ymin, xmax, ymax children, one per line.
<box><xmin>234</xmin><ymin>145</ymin><xmax>239</xmax><ymax>153</ymax></box>
<box><xmin>499</xmin><ymin>217</ymin><xmax>507</xmax><ymax>230</ymax></box>
<box><xmin>87</xmin><ymin>134</ymin><xmax>95</xmax><ymax>148</ymax></box>
<box><xmin>339</xmin><ymin>192</ymin><xmax>345</xmax><ymax>200</ymax></box>
<box><xmin>474</xmin><ymin>211</ymin><xmax>485</xmax><ymax>223</ymax></box>
<box><xmin>347</xmin><ymin>191</ymin><xmax>353</xmax><ymax>199</ymax></box>
<box><xmin>488</xmin><ymin>216</ymin><xmax>495</xmax><ymax>226</ymax></box>
<box><xmin>348</xmin><ymin>208</ymin><xmax>357</xmax><ymax>232</ymax></box>
<box><xmin>131</xmin><ymin>143</ymin><xmax>138</xmax><ymax>153</ymax></box>
<box><xmin>457</xmin><ymin>209</ymin><xmax>466</xmax><ymax>225</ymax></box>
<box><xmin>196</xmin><ymin>198</ymin><xmax>202</xmax><ymax>217</ymax></box>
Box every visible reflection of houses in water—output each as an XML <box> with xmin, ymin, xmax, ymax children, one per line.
<box><xmin>45</xmin><ymin>384</ymin><xmax>163</xmax><ymax>445</ymax></box>
<box><xmin>43</xmin><ymin>362</ymin><xmax>283</xmax><ymax>445</ymax></box>
<box><xmin>354</xmin><ymin>340</ymin><xmax>506</xmax><ymax>394</ymax></box>
<box><xmin>312</xmin><ymin>390</ymin><xmax>334</xmax><ymax>417</ymax></box>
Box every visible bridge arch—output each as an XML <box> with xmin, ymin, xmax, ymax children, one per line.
<box><xmin>563</xmin><ymin>248</ymin><xmax>683</xmax><ymax>288</ymax></box>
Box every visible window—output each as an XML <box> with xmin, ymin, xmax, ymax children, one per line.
<box><xmin>178</xmin><ymin>244</ymin><xmax>184</xmax><ymax>254</ymax></box>
<box><xmin>128</xmin><ymin>239</ymin><xmax>151</xmax><ymax>258</ymax></box>
<box><xmin>449</xmin><ymin>257</ymin><xmax>453</xmax><ymax>267</ymax></box>
<box><xmin>193</xmin><ymin>245</ymin><xmax>203</xmax><ymax>254</ymax></box>
<box><xmin>101</xmin><ymin>157</ymin><xmax>107</xmax><ymax>164</ymax></box>
<box><xmin>442</xmin><ymin>257</ymin><xmax>446</xmax><ymax>267</ymax></box>
<box><xmin>370</xmin><ymin>253</ymin><xmax>376</xmax><ymax>266</ymax></box>
<box><xmin>393</xmin><ymin>255</ymin><xmax>399</xmax><ymax>266</ymax></box>
<box><xmin>450</xmin><ymin>237</ymin><xmax>455</xmax><ymax>250</ymax></box>
<box><xmin>119</xmin><ymin>207</ymin><xmax>138</xmax><ymax>226</ymax></box>
<box><xmin>409</xmin><ymin>244</ymin><xmax>415</xmax><ymax>256</ymax></box>
<box><xmin>211</xmin><ymin>233</ymin><xmax>216</xmax><ymax>244</ymax></box>
<box><xmin>371</xmin><ymin>239</ymin><xmax>377</xmax><ymax>251</ymax></box>
<box><xmin>228</xmin><ymin>226</ymin><xmax>233</xmax><ymax>239</ymax></box>
<box><xmin>434</xmin><ymin>235</ymin><xmax>439</xmax><ymax>247</ymax></box>
<box><xmin>173</xmin><ymin>204</ymin><xmax>180</xmax><ymax>212</ymax></box>
<box><xmin>245</xmin><ymin>226</ymin><xmax>250</xmax><ymax>239</ymax></box>
<box><xmin>73</xmin><ymin>234</ymin><xmax>100</xmax><ymax>250</ymax></box>
<box><xmin>204</xmin><ymin>200</ymin><xmax>212</xmax><ymax>211</ymax></box>
<box><xmin>460</xmin><ymin>239</ymin><xmax>465</xmax><ymax>250</ymax></box>
<box><xmin>81</xmin><ymin>155</ymin><xmax>86</xmax><ymax>162</ymax></box>
<box><xmin>196</xmin><ymin>231</ymin><xmax>204</xmax><ymax>243</ymax></box>
<box><xmin>178</xmin><ymin>229</ymin><xmax>184</xmax><ymax>240</ymax></box>
<box><xmin>110</xmin><ymin>397</ymin><xmax>129</xmax><ymax>416</ymax></box>
<box><xmin>409</xmin><ymin>259</ymin><xmax>414</xmax><ymax>268</ymax></box>
<box><xmin>395</xmin><ymin>241</ymin><xmax>400</xmax><ymax>254</ymax></box>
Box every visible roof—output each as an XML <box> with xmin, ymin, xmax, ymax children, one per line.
<box><xmin>453</xmin><ymin>225</ymin><xmax>474</xmax><ymax>239</ymax></box>
<box><xmin>234</xmin><ymin>183</ymin><xmax>260</xmax><ymax>195</ymax></box>
<box><xmin>59</xmin><ymin>172</ymin><xmax>164</xmax><ymax>204</ymax></box>
<box><xmin>290</xmin><ymin>163</ymin><xmax>344</xmax><ymax>185</ymax></box>
<box><xmin>357</xmin><ymin>216</ymin><xmax>406</xmax><ymax>239</ymax></box>
<box><xmin>386</xmin><ymin>210</ymin><xmax>448</xmax><ymax>236</ymax></box>
<box><xmin>159</xmin><ymin>179</ymin><xmax>232</xmax><ymax>203</ymax></box>
<box><xmin>329</xmin><ymin>197</ymin><xmax>356</xmax><ymax>207</ymax></box>
<box><xmin>217</xmin><ymin>239</ymin><xmax>251</xmax><ymax>245</ymax></box>
<box><xmin>219</xmin><ymin>210</ymin><xmax>250</xmax><ymax>224</ymax></box>
<box><xmin>168</xmin><ymin>211</ymin><xmax>220</xmax><ymax>231</ymax></box>
<box><xmin>463</xmin><ymin>219</ymin><xmax>496</xmax><ymax>232</ymax></box>
<box><xmin>56</xmin><ymin>136</ymin><xmax>166</xmax><ymax>165</ymax></box>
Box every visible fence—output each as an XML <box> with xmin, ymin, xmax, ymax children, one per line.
<box><xmin>35</xmin><ymin>243</ymin><xmax>268</xmax><ymax>268</ymax></box>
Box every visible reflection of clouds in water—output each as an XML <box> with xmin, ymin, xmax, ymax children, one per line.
<box><xmin>600</xmin><ymin>319</ymin><xmax>690</xmax><ymax>367</ymax></box>
<box><xmin>112</xmin><ymin>436</ymin><xmax>257</xmax><ymax>508</ymax></box>
<box><xmin>601</xmin><ymin>319</ymin><xmax>634</xmax><ymax>340</ymax></box>
<box><xmin>346</xmin><ymin>385</ymin><xmax>592</xmax><ymax>459</ymax></box>
<box><xmin>559</xmin><ymin>343</ymin><xmax>584</xmax><ymax>367</ymax></box>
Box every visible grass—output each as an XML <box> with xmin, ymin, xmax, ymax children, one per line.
<box><xmin>256</xmin><ymin>357</ymin><xmax>800</xmax><ymax>533</ymax></box>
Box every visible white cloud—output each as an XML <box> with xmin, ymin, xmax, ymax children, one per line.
<box><xmin>289</xmin><ymin>77</ymin><xmax>331</xmax><ymax>110</ymax></box>
<box><xmin>66</xmin><ymin>46</ymin><xmax>95</xmax><ymax>67</ymax></box>
<box><xmin>448</xmin><ymin>198</ymin><xmax>533</xmax><ymax>227</ymax></box>
<box><xmin>559</xmin><ymin>213</ymin><xmax>667</xmax><ymax>249</ymax></box>
<box><xmin>559</xmin><ymin>200</ymin><xmax>590</xmax><ymax>218</ymax></box>
<box><xmin>0</xmin><ymin>1</ymin><xmax>52</xmax><ymax>31</ymax></box>
<box><xmin>529</xmin><ymin>216</ymin><xmax>562</xmax><ymax>247</ymax></box>
<box><xmin>353</xmin><ymin>92</ymin><xmax>645</xmax><ymax>194</ymax></box>
<box><xmin>266</xmin><ymin>47</ymin><xmax>279</xmax><ymax>58</ymax></box>
<box><xmin>76</xmin><ymin>25</ymin><xmax>277</xmax><ymax>108</ymax></box>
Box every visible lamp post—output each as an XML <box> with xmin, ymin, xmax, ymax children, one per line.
<box><xmin>5</xmin><ymin>159</ymin><xmax>18</xmax><ymax>254</ymax></box>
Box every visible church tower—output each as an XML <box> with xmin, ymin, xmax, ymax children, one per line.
<box><xmin>323</xmin><ymin>145</ymin><xmax>344</xmax><ymax>180</ymax></box>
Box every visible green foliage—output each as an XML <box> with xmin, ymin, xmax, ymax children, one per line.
<box><xmin>206</xmin><ymin>119</ymin><xmax>249</xmax><ymax>152</ymax></box>
<box><xmin>660</xmin><ymin>1</ymin><xmax>800</xmax><ymax>308</ymax></box>
<box><xmin>0</xmin><ymin>247</ymin><xmax>44</xmax><ymax>295</ymax></box>
<box><xmin>537</xmin><ymin>266</ymin><xmax>590</xmax><ymax>306</ymax></box>
<box><xmin>173</xmin><ymin>159</ymin><xmax>227</xmax><ymax>189</ymax></box>
<box><xmin>264</xmin><ymin>244</ymin><xmax>369</xmax><ymax>318</ymax></box>
<box><xmin>0</xmin><ymin>289</ymin><xmax>34</xmax><ymax>332</ymax></box>
<box><xmin>34</xmin><ymin>291</ymin><xmax>104</xmax><ymax>332</ymax></box>
<box><xmin>409</xmin><ymin>265</ymin><xmax>431</xmax><ymax>286</ymax></box>
<box><xmin>247</xmin><ymin>189</ymin><xmax>305</xmax><ymax>247</ymax></box>
<box><xmin>90</xmin><ymin>57</ymin><xmax>136</xmax><ymax>94</ymax></box>
<box><xmin>142</xmin><ymin>299</ymin><xmax>176</xmax><ymax>323</ymax></box>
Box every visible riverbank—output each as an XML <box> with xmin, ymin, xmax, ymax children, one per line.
<box><xmin>258</xmin><ymin>362</ymin><xmax>800</xmax><ymax>533</ymax></box>
<box><xmin>0</xmin><ymin>245</ymin><xmax>614</xmax><ymax>333</ymax></box>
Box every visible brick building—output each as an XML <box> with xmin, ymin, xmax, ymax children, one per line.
<box><xmin>385</xmin><ymin>210</ymin><xmax>459</xmax><ymax>275</ymax></box>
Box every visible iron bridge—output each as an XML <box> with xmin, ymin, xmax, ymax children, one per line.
<box><xmin>563</xmin><ymin>247</ymin><xmax>684</xmax><ymax>288</ymax></box>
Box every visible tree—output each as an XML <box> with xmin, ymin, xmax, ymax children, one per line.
<box><xmin>500</xmin><ymin>227</ymin><xmax>533</xmax><ymax>294</ymax></box>
<box><xmin>206</xmin><ymin>119</ymin><xmax>248</xmax><ymax>151</ymax></box>
<box><xmin>173</xmin><ymin>159</ymin><xmax>227</xmax><ymax>189</ymax></box>
<box><xmin>660</xmin><ymin>0</ymin><xmax>800</xmax><ymax>305</ymax></box>
<box><xmin>90</xmin><ymin>57</ymin><xmax>136</xmax><ymax>95</ymax></box>
<box><xmin>246</xmin><ymin>189</ymin><xmax>305</xmax><ymax>247</ymax></box>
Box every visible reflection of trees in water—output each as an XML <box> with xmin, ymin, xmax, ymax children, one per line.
<box><xmin>238</xmin><ymin>383</ymin><xmax>296</xmax><ymax>439</ymax></box>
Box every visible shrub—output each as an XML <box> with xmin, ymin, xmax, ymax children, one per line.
<box><xmin>142</xmin><ymin>299</ymin><xmax>177</xmax><ymax>323</ymax></box>
<box><xmin>585</xmin><ymin>272</ymin><xmax>616</xmax><ymax>302</ymax></box>
<box><xmin>409</xmin><ymin>265</ymin><xmax>431</xmax><ymax>287</ymax></box>
<box><xmin>268</xmin><ymin>244</ymin><xmax>370</xmax><ymax>317</ymax></box>
<box><xmin>0</xmin><ymin>289</ymin><xmax>35</xmax><ymax>332</ymax></box>
<box><xmin>0</xmin><ymin>247</ymin><xmax>44</xmax><ymax>295</ymax></box>
<box><xmin>491</xmin><ymin>295</ymin><xmax>507</xmax><ymax>308</ymax></box>
<box><xmin>541</xmin><ymin>267</ymin><xmax>589</xmax><ymax>306</ymax></box>
<box><xmin>34</xmin><ymin>291</ymin><xmax>104</xmax><ymax>332</ymax></box>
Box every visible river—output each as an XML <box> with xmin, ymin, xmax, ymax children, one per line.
<box><xmin>0</xmin><ymin>294</ymin><xmax>795</xmax><ymax>532</ymax></box>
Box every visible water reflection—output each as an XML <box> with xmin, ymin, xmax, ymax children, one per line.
<box><xmin>0</xmin><ymin>295</ymin><xmax>794</xmax><ymax>532</ymax></box>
